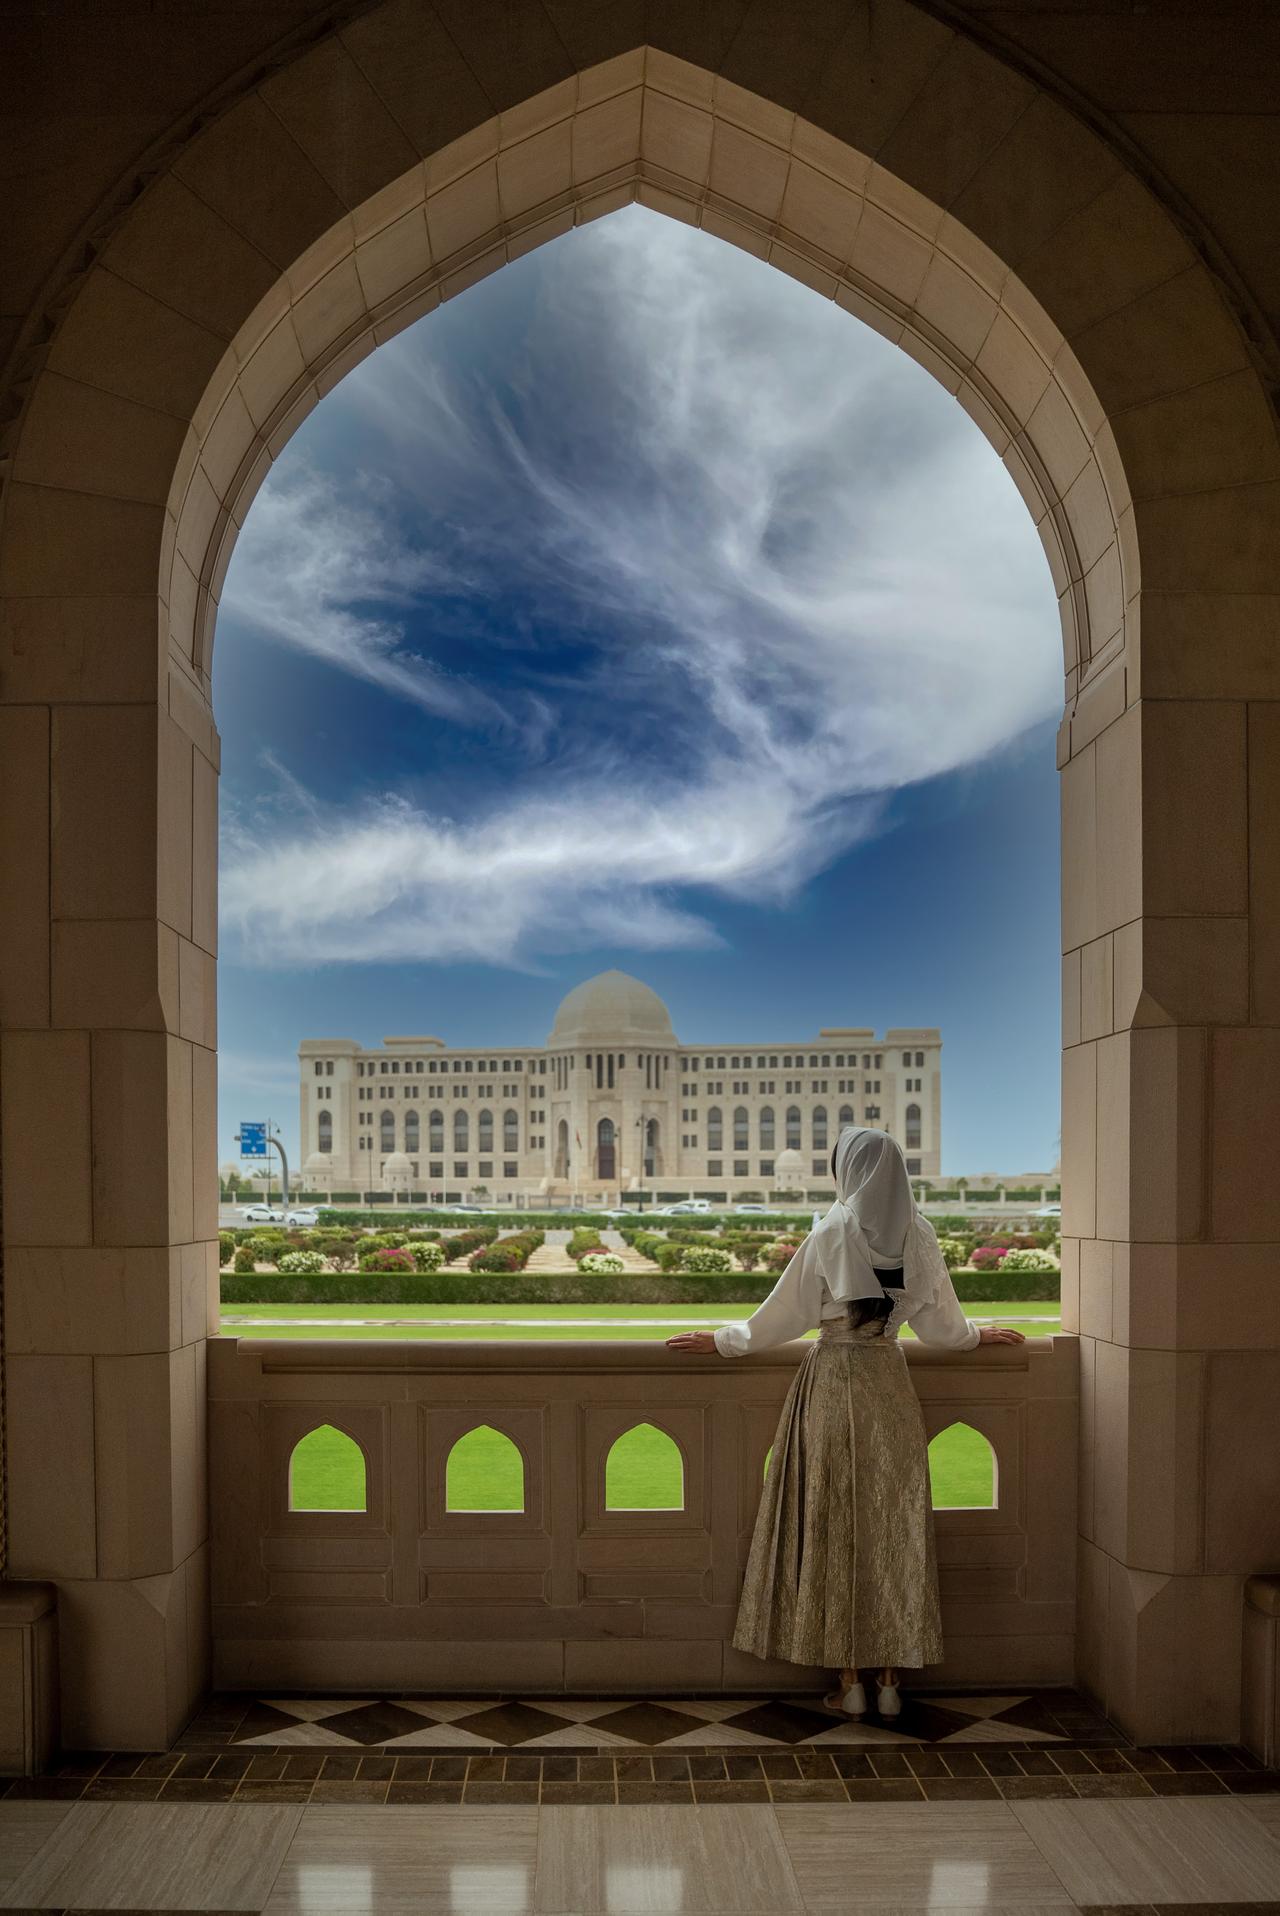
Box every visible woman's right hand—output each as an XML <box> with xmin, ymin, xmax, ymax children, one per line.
<box><xmin>666</xmin><ymin>1331</ymin><xmax>719</xmax><ymax>1354</ymax></box>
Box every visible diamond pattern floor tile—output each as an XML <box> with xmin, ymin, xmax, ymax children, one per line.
<box><xmin>453</xmin><ymin>1702</ymin><xmax>575</xmax><ymax>1746</ymax></box>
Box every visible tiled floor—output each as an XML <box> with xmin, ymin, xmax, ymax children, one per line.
<box><xmin>3</xmin><ymin>1692</ymin><xmax>1277</xmax><ymax>1911</ymax></box>
<box><xmin>6</xmin><ymin>1690</ymin><xmax>1279</xmax><ymax>1811</ymax></box>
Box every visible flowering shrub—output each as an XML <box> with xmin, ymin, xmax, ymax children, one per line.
<box><xmin>681</xmin><ymin>1246</ymin><xmax>734</xmax><ymax>1275</ymax></box>
<box><xmin>470</xmin><ymin>1247</ymin><xmax>521</xmax><ymax>1272</ymax></box>
<box><xmin>999</xmin><ymin>1248</ymin><xmax>1059</xmax><ymax>1274</ymax></box>
<box><xmin>567</xmin><ymin>1229</ymin><xmax>609</xmax><ymax>1261</ymax></box>
<box><xmin>579</xmin><ymin>1253</ymin><xmax>625</xmax><ymax>1274</ymax></box>
<box><xmin>440</xmin><ymin>1228</ymin><xmax>497</xmax><ymax>1260</ymax></box>
<box><xmin>936</xmin><ymin>1236</ymin><xmax>972</xmax><ymax>1271</ymax></box>
<box><xmin>245</xmin><ymin>1234</ymin><xmax>289</xmax><ymax>1265</ymax></box>
<box><xmin>970</xmin><ymin>1245</ymin><xmax>1009</xmax><ymax>1270</ymax></box>
<box><xmin>762</xmin><ymin>1239</ymin><xmax>799</xmax><ymax>1273</ymax></box>
<box><xmin>410</xmin><ymin>1240</ymin><xmax>446</xmax><ymax>1272</ymax></box>
<box><xmin>278</xmin><ymin>1250</ymin><xmax>326</xmax><ymax>1276</ymax></box>
<box><xmin>365</xmin><ymin>1248</ymin><xmax>415</xmax><ymax>1274</ymax></box>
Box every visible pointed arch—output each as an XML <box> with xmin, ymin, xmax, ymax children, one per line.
<box><xmin>446</xmin><ymin>1425</ymin><xmax>525</xmax><ymax>1513</ymax></box>
<box><xmin>605</xmin><ymin>1422</ymin><xmax>684</xmax><ymax>1511</ymax></box>
<box><xmin>928</xmin><ymin>1422</ymin><xmax>997</xmax><ymax>1509</ymax></box>
<box><xmin>288</xmin><ymin>1424</ymin><xmax>367</xmax><ymax>1512</ymax></box>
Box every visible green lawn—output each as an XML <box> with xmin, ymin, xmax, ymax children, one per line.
<box><xmin>224</xmin><ymin>1297</ymin><xmax>1058</xmax><ymax>1341</ymax></box>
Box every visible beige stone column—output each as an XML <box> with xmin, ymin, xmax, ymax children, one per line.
<box><xmin>1064</xmin><ymin>607</ymin><xmax>1280</xmax><ymax>1741</ymax></box>
<box><xmin>1</xmin><ymin>606</ymin><xmax>218</xmax><ymax>1747</ymax></box>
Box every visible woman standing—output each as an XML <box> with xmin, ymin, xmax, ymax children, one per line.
<box><xmin>667</xmin><ymin>1127</ymin><xmax>1024</xmax><ymax>1718</ymax></box>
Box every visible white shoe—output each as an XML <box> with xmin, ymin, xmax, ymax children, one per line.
<box><xmin>824</xmin><ymin>1681</ymin><xmax>867</xmax><ymax>1717</ymax></box>
<box><xmin>876</xmin><ymin>1682</ymin><xmax>901</xmax><ymax>1717</ymax></box>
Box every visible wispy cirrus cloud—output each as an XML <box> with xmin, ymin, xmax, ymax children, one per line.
<box><xmin>218</xmin><ymin>207</ymin><xmax>1059</xmax><ymax>969</ymax></box>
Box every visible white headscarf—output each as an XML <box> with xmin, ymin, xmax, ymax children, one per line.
<box><xmin>810</xmin><ymin>1125</ymin><xmax>932</xmax><ymax>1307</ymax></box>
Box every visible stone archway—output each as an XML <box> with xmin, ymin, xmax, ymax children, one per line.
<box><xmin>2</xmin><ymin>17</ymin><xmax>1277</xmax><ymax>1752</ymax></box>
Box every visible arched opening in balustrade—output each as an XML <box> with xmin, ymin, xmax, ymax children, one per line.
<box><xmin>445</xmin><ymin>1424</ymin><xmax>525</xmax><ymax>1513</ymax></box>
<box><xmin>605</xmin><ymin>1422</ymin><xmax>684</xmax><ymax>1511</ymax></box>
<box><xmin>288</xmin><ymin>1424</ymin><xmax>368</xmax><ymax>1512</ymax></box>
<box><xmin>928</xmin><ymin>1421</ymin><xmax>997</xmax><ymax>1510</ymax></box>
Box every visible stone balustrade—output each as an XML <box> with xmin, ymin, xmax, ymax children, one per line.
<box><xmin>208</xmin><ymin>1334</ymin><xmax>1078</xmax><ymax>1694</ymax></box>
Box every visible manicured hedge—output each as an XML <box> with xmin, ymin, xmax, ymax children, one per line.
<box><xmin>220</xmin><ymin>1268</ymin><xmax>1058</xmax><ymax>1306</ymax></box>
<box><xmin>221</xmin><ymin>1272</ymin><xmax>781</xmax><ymax>1305</ymax></box>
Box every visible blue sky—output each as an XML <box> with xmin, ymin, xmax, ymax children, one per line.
<box><xmin>215</xmin><ymin>207</ymin><xmax>1063</xmax><ymax>1176</ymax></box>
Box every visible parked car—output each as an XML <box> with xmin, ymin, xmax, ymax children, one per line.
<box><xmin>241</xmin><ymin>1204</ymin><xmax>283</xmax><ymax>1223</ymax></box>
<box><xmin>734</xmin><ymin>1203</ymin><xmax>774</xmax><ymax>1214</ymax></box>
<box><xmin>665</xmin><ymin>1199</ymin><xmax>712</xmax><ymax>1214</ymax></box>
<box><xmin>286</xmin><ymin>1208</ymin><xmax>319</xmax><ymax>1227</ymax></box>
<box><xmin>447</xmin><ymin>1204</ymin><xmax>485</xmax><ymax>1214</ymax></box>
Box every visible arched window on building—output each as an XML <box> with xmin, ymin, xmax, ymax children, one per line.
<box><xmin>404</xmin><ymin>1109</ymin><xmax>418</xmax><ymax>1153</ymax></box>
<box><xmin>812</xmin><ymin>1105</ymin><xmax>828</xmax><ymax>1150</ymax></box>
<box><xmin>503</xmin><ymin>1107</ymin><xmax>519</xmax><ymax>1152</ymax></box>
<box><xmin>759</xmin><ymin>1105</ymin><xmax>775</xmax><ymax>1150</ymax></box>
<box><xmin>453</xmin><ymin>1108</ymin><xmax>468</xmax><ymax>1152</ymax></box>
<box><xmin>317</xmin><ymin>1110</ymin><xmax>332</xmax><ymax>1153</ymax></box>
<box><xmin>707</xmin><ymin>1106</ymin><xmax>723</xmax><ymax>1151</ymax></box>
<box><xmin>554</xmin><ymin>1117</ymin><xmax>569</xmax><ymax>1179</ymax></box>
<box><xmin>380</xmin><ymin>1108</ymin><xmax>395</xmax><ymax>1153</ymax></box>
<box><xmin>785</xmin><ymin>1106</ymin><xmax>801</xmax><ymax>1149</ymax></box>
<box><xmin>733</xmin><ymin>1106</ymin><xmax>749</xmax><ymax>1150</ymax></box>
<box><xmin>429</xmin><ymin>1110</ymin><xmax>443</xmax><ymax>1151</ymax></box>
<box><xmin>838</xmin><ymin>1104</ymin><xmax>854</xmax><ymax>1129</ymax></box>
<box><xmin>478</xmin><ymin>1109</ymin><xmax>493</xmax><ymax>1153</ymax></box>
<box><xmin>597</xmin><ymin>1117</ymin><xmax>616</xmax><ymax>1180</ymax></box>
<box><xmin>644</xmin><ymin>1117</ymin><xmax>661</xmax><ymax>1177</ymax></box>
<box><xmin>906</xmin><ymin>1103</ymin><xmax>922</xmax><ymax>1150</ymax></box>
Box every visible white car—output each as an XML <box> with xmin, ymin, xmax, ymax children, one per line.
<box><xmin>665</xmin><ymin>1199</ymin><xmax>712</xmax><ymax>1214</ymax></box>
<box><xmin>286</xmin><ymin>1208</ymin><xmax>320</xmax><ymax>1227</ymax></box>
<box><xmin>734</xmin><ymin>1203</ymin><xmax>774</xmax><ymax>1214</ymax></box>
<box><xmin>241</xmin><ymin>1204</ymin><xmax>283</xmax><ymax>1223</ymax></box>
<box><xmin>447</xmin><ymin>1204</ymin><xmax>485</xmax><ymax>1214</ymax></box>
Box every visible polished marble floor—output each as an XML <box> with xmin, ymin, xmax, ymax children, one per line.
<box><xmin>0</xmin><ymin>1793</ymin><xmax>1278</xmax><ymax>1911</ymax></box>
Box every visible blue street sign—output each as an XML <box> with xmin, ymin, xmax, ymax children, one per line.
<box><xmin>240</xmin><ymin>1121</ymin><xmax>268</xmax><ymax>1159</ymax></box>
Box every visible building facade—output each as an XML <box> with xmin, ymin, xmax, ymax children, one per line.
<box><xmin>298</xmin><ymin>970</ymin><xmax>941</xmax><ymax>1203</ymax></box>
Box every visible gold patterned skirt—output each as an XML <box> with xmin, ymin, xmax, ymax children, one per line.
<box><xmin>732</xmin><ymin>1318</ymin><xmax>944</xmax><ymax>1671</ymax></box>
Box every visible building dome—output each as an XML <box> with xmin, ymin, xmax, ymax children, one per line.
<box><xmin>383</xmin><ymin>1150</ymin><xmax>413</xmax><ymax>1186</ymax></box>
<box><xmin>303</xmin><ymin>1151</ymin><xmax>331</xmax><ymax>1175</ymax></box>
<box><xmin>773</xmin><ymin>1148</ymin><xmax>806</xmax><ymax>1187</ymax></box>
<box><xmin>550</xmin><ymin>970</ymin><xmax>676</xmax><ymax>1046</ymax></box>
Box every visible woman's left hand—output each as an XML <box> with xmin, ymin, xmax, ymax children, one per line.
<box><xmin>978</xmin><ymin>1325</ymin><xmax>1026</xmax><ymax>1345</ymax></box>
<box><xmin>666</xmin><ymin>1331</ymin><xmax>719</xmax><ymax>1353</ymax></box>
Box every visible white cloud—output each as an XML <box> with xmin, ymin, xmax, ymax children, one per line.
<box><xmin>219</xmin><ymin>207</ymin><xmax>1060</xmax><ymax>968</ymax></box>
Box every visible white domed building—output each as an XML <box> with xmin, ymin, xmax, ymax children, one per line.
<box><xmin>297</xmin><ymin>970</ymin><xmax>941</xmax><ymax>1204</ymax></box>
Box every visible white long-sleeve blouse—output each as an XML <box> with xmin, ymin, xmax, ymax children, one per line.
<box><xmin>712</xmin><ymin>1223</ymin><xmax>980</xmax><ymax>1357</ymax></box>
